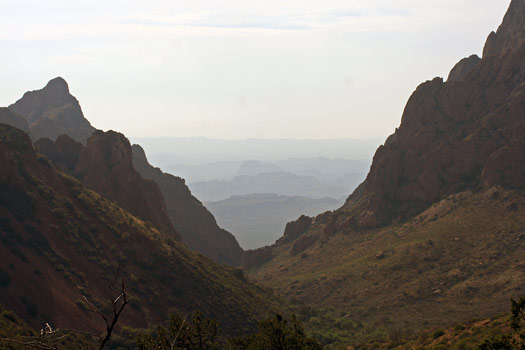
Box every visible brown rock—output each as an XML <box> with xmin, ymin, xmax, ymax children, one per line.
<box><xmin>74</xmin><ymin>130</ymin><xmax>180</xmax><ymax>239</ymax></box>
<box><xmin>35</xmin><ymin>135</ymin><xmax>83</xmax><ymax>174</ymax></box>
<box><xmin>447</xmin><ymin>54</ymin><xmax>481</xmax><ymax>83</ymax></box>
<box><xmin>131</xmin><ymin>144</ymin><xmax>243</xmax><ymax>266</ymax></box>
<box><xmin>483</xmin><ymin>0</ymin><xmax>525</xmax><ymax>57</ymax></box>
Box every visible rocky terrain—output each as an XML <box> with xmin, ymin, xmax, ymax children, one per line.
<box><xmin>245</xmin><ymin>0</ymin><xmax>525</xmax><ymax>344</ymax></box>
<box><xmin>4</xmin><ymin>77</ymin><xmax>245</xmax><ymax>266</ymax></box>
<box><xmin>35</xmin><ymin>131</ymin><xmax>179</xmax><ymax>239</ymax></box>
<box><xmin>0</xmin><ymin>123</ymin><xmax>279</xmax><ymax>335</ymax></box>
<box><xmin>8</xmin><ymin>77</ymin><xmax>96</xmax><ymax>144</ymax></box>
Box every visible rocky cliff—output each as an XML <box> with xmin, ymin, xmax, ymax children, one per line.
<box><xmin>246</xmin><ymin>0</ymin><xmax>525</xmax><ymax>265</ymax></box>
<box><xmin>131</xmin><ymin>144</ymin><xmax>243</xmax><ymax>266</ymax></box>
<box><xmin>8</xmin><ymin>77</ymin><xmax>95</xmax><ymax>144</ymax></box>
<box><xmin>36</xmin><ymin>131</ymin><xmax>180</xmax><ymax>239</ymax></box>
<box><xmin>338</xmin><ymin>0</ymin><xmax>525</xmax><ymax>229</ymax></box>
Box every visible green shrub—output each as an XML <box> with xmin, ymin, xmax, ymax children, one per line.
<box><xmin>432</xmin><ymin>329</ymin><xmax>445</xmax><ymax>339</ymax></box>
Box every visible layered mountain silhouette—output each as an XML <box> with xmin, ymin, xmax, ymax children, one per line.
<box><xmin>9</xmin><ymin>77</ymin><xmax>96</xmax><ymax>144</ymax></box>
<box><xmin>0</xmin><ymin>124</ymin><xmax>278</xmax><ymax>334</ymax></box>
<box><xmin>3</xmin><ymin>77</ymin><xmax>244</xmax><ymax>266</ymax></box>
<box><xmin>245</xmin><ymin>0</ymin><xmax>525</xmax><ymax>334</ymax></box>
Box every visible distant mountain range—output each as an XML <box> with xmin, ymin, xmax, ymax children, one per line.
<box><xmin>189</xmin><ymin>171</ymin><xmax>364</xmax><ymax>202</ymax></box>
<box><xmin>130</xmin><ymin>136</ymin><xmax>381</xmax><ymax>167</ymax></box>
<box><xmin>205</xmin><ymin>194</ymin><xmax>342</xmax><ymax>249</ymax></box>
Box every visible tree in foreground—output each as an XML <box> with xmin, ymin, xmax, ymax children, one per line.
<box><xmin>479</xmin><ymin>297</ymin><xmax>525</xmax><ymax>350</ymax></box>
<box><xmin>137</xmin><ymin>312</ymin><xmax>321</xmax><ymax>350</ymax></box>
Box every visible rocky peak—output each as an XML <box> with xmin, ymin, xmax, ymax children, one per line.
<box><xmin>43</xmin><ymin>77</ymin><xmax>70</xmax><ymax>100</ymax></box>
<box><xmin>9</xmin><ymin>77</ymin><xmax>95</xmax><ymax>144</ymax></box>
<box><xmin>447</xmin><ymin>54</ymin><xmax>481</xmax><ymax>83</ymax></box>
<box><xmin>483</xmin><ymin>0</ymin><xmax>525</xmax><ymax>57</ymax></box>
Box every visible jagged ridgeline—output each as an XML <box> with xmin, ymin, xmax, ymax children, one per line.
<box><xmin>0</xmin><ymin>123</ymin><xmax>280</xmax><ymax>336</ymax></box>
<box><xmin>245</xmin><ymin>0</ymin><xmax>525</xmax><ymax>344</ymax></box>
<box><xmin>5</xmin><ymin>74</ymin><xmax>243</xmax><ymax>266</ymax></box>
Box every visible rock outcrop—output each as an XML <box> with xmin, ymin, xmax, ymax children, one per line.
<box><xmin>447</xmin><ymin>54</ymin><xmax>480</xmax><ymax>83</ymax></box>
<box><xmin>36</xmin><ymin>131</ymin><xmax>179</xmax><ymax>239</ymax></box>
<box><xmin>35</xmin><ymin>135</ymin><xmax>82</xmax><ymax>174</ymax></box>
<box><xmin>338</xmin><ymin>0</ymin><xmax>525</xmax><ymax>228</ymax></box>
<box><xmin>483</xmin><ymin>0</ymin><xmax>525</xmax><ymax>57</ymax></box>
<box><xmin>8</xmin><ymin>77</ymin><xmax>95</xmax><ymax>144</ymax></box>
<box><xmin>131</xmin><ymin>144</ymin><xmax>243</xmax><ymax>266</ymax></box>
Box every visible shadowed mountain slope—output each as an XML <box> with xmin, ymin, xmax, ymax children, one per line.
<box><xmin>8</xmin><ymin>77</ymin><xmax>96</xmax><ymax>144</ymax></box>
<box><xmin>35</xmin><ymin>131</ymin><xmax>179</xmax><ymax>240</ymax></box>
<box><xmin>131</xmin><ymin>144</ymin><xmax>243</xmax><ymax>266</ymax></box>
<box><xmin>0</xmin><ymin>123</ymin><xmax>279</xmax><ymax>335</ymax></box>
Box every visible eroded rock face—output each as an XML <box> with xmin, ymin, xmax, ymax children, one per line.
<box><xmin>276</xmin><ymin>215</ymin><xmax>312</xmax><ymax>245</ymax></box>
<box><xmin>483</xmin><ymin>0</ymin><xmax>525</xmax><ymax>57</ymax></box>
<box><xmin>447</xmin><ymin>54</ymin><xmax>481</xmax><ymax>83</ymax></box>
<box><xmin>35</xmin><ymin>135</ymin><xmax>83</xmax><ymax>174</ymax></box>
<box><xmin>131</xmin><ymin>144</ymin><xmax>243</xmax><ymax>266</ymax></box>
<box><xmin>346</xmin><ymin>41</ymin><xmax>525</xmax><ymax>228</ymax></box>
<box><xmin>74</xmin><ymin>131</ymin><xmax>179</xmax><ymax>239</ymax></box>
<box><xmin>36</xmin><ymin>130</ymin><xmax>179</xmax><ymax>239</ymax></box>
<box><xmin>9</xmin><ymin>77</ymin><xmax>95</xmax><ymax>144</ymax></box>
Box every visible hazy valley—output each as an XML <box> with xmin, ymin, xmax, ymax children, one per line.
<box><xmin>1</xmin><ymin>1</ymin><xmax>525</xmax><ymax>349</ymax></box>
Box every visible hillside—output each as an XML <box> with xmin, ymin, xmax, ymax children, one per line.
<box><xmin>131</xmin><ymin>144</ymin><xmax>244</xmax><ymax>266</ymax></box>
<box><xmin>0</xmin><ymin>123</ymin><xmax>280</xmax><ymax>336</ymax></box>
<box><xmin>245</xmin><ymin>0</ymin><xmax>525</xmax><ymax>344</ymax></box>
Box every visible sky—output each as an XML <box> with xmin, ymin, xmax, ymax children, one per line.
<box><xmin>0</xmin><ymin>0</ymin><xmax>511</xmax><ymax>140</ymax></box>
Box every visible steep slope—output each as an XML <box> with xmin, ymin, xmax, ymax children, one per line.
<box><xmin>0</xmin><ymin>123</ymin><xmax>279</xmax><ymax>335</ymax></box>
<box><xmin>131</xmin><ymin>144</ymin><xmax>243</xmax><ymax>266</ymax></box>
<box><xmin>35</xmin><ymin>131</ymin><xmax>179</xmax><ymax>239</ymax></box>
<box><xmin>245</xmin><ymin>0</ymin><xmax>525</xmax><ymax>339</ymax></box>
<box><xmin>8</xmin><ymin>77</ymin><xmax>96</xmax><ymax>144</ymax></box>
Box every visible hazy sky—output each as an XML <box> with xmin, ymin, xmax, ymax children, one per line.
<box><xmin>0</xmin><ymin>1</ymin><xmax>510</xmax><ymax>140</ymax></box>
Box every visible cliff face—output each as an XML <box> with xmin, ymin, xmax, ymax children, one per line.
<box><xmin>483</xmin><ymin>0</ymin><xmax>525</xmax><ymax>57</ymax></box>
<box><xmin>8</xmin><ymin>77</ymin><xmax>95</xmax><ymax>144</ymax></box>
<box><xmin>36</xmin><ymin>131</ymin><xmax>180</xmax><ymax>239</ymax></box>
<box><xmin>131</xmin><ymin>144</ymin><xmax>243</xmax><ymax>266</ymax></box>
<box><xmin>339</xmin><ymin>0</ymin><xmax>525</xmax><ymax>228</ymax></box>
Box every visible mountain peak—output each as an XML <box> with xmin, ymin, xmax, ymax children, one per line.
<box><xmin>44</xmin><ymin>76</ymin><xmax>70</xmax><ymax>94</ymax></box>
<box><xmin>483</xmin><ymin>0</ymin><xmax>525</xmax><ymax>57</ymax></box>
